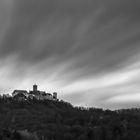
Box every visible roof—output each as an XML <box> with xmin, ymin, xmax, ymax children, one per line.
<box><xmin>13</xmin><ymin>90</ymin><xmax>28</xmax><ymax>93</ymax></box>
<box><xmin>12</xmin><ymin>90</ymin><xmax>28</xmax><ymax>96</ymax></box>
<box><xmin>46</xmin><ymin>93</ymin><xmax>52</xmax><ymax>96</ymax></box>
<box><xmin>13</xmin><ymin>93</ymin><xmax>27</xmax><ymax>98</ymax></box>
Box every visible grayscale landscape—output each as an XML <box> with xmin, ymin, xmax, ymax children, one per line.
<box><xmin>0</xmin><ymin>0</ymin><xmax>140</xmax><ymax>139</ymax></box>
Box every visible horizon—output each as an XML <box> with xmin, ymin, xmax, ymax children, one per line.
<box><xmin>0</xmin><ymin>0</ymin><xmax>140</xmax><ymax>109</ymax></box>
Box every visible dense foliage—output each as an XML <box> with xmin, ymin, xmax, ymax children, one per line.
<box><xmin>0</xmin><ymin>98</ymin><xmax>140</xmax><ymax>140</ymax></box>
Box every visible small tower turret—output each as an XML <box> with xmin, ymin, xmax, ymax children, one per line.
<box><xmin>53</xmin><ymin>92</ymin><xmax>57</xmax><ymax>99</ymax></box>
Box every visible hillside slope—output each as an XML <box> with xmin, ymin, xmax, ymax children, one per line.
<box><xmin>0</xmin><ymin>98</ymin><xmax>140</xmax><ymax>140</ymax></box>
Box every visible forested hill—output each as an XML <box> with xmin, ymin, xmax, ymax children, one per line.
<box><xmin>0</xmin><ymin>98</ymin><xmax>140</xmax><ymax>140</ymax></box>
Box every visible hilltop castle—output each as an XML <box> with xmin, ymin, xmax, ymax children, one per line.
<box><xmin>12</xmin><ymin>84</ymin><xmax>58</xmax><ymax>101</ymax></box>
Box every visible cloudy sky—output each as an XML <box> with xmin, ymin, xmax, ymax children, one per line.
<box><xmin>0</xmin><ymin>0</ymin><xmax>140</xmax><ymax>109</ymax></box>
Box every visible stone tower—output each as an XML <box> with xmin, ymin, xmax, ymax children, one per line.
<box><xmin>53</xmin><ymin>92</ymin><xmax>57</xmax><ymax>99</ymax></box>
<box><xmin>33</xmin><ymin>84</ymin><xmax>38</xmax><ymax>92</ymax></box>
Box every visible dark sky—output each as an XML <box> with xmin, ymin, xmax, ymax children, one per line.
<box><xmin>0</xmin><ymin>0</ymin><xmax>140</xmax><ymax>109</ymax></box>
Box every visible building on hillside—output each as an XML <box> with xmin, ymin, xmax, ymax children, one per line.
<box><xmin>29</xmin><ymin>85</ymin><xmax>55</xmax><ymax>100</ymax></box>
<box><xmin>28</xmin><ymin>94</ymin><xmax>35</xmax><ymax>100</ymax></box>
<box><xmin>41</xmin><ymin>92</ymin><xmax>53</xmax><ymax>100</ymax></box>
<box><xmin>33</xmin><ymin>84</ymin><xmax>38</xmax><ymax>92</ymax></box>
<box><xmin>53</xmin><ymin>92</ymin><xmax>57</xmax><ymax>99</ymax></box>
<box><xmin>13</xmin><ymin>92</ymin><xmax>27</xmax><ymax>101</ymax></box>
<box><xmin>12</xmin><ymin>90</ymin><xmax>28</xmax><ymax>97</ymax></box>
<box><xmin>12</xmin><ymin>85</ymin><xmax>58</xmax><ymax>101</ymax></box>
<box><xmin>29</xmin><ymin>84</ymin><xmax>41</xmax><ymax>99</ymax></box>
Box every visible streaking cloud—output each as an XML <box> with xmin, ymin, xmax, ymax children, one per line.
<box><xmin>0</xmin><ymin>0</ymin><xmax>140</xmax><ymax>109</ymax></box>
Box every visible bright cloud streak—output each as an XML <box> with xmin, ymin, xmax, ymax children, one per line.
<box><xmin>62</xmin><ymin>62</ymin><xmax>140</xmax><ymax>94</ymax></box>
<box><xmin>0</xmin><ymin>0</ymin><xmax>140</xmax><ymax>109</ymax></box>
<box><xmin>107</xmin><ymin>93</ymin><xmax>140</xmax><ymax>103</ymax></box>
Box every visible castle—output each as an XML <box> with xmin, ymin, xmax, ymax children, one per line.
<box><xmin>12</xmin><ymin>84</ymin><xmax>58</xmax><ymax>101</ymax></box>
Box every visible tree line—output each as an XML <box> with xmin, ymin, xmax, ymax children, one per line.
<box><xmin>0</xmin><ymin>97</ymin><xmax>140</xmax><ymax>140</ymax></box>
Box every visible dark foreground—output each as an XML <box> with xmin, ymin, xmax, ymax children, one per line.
<box><xmin>0</xmin><ymin>98</ymin><xmax>140</xmax><ymax>140</ymax></box>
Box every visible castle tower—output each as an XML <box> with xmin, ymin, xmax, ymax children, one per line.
<box><xmin>33</xmin><ymin>84</ymin><xmax>38</xmax><ymax>92</ymax></box>
<box><xmin>53</xmin><ymin>92</ymin><xmax>57</xmax><ymax>99</ymax></box>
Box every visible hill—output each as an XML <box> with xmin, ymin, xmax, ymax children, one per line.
<box><xmin>0</xmin><ymin>98</ymin><xmax>140</xmax><ymax>140</ymax></box>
